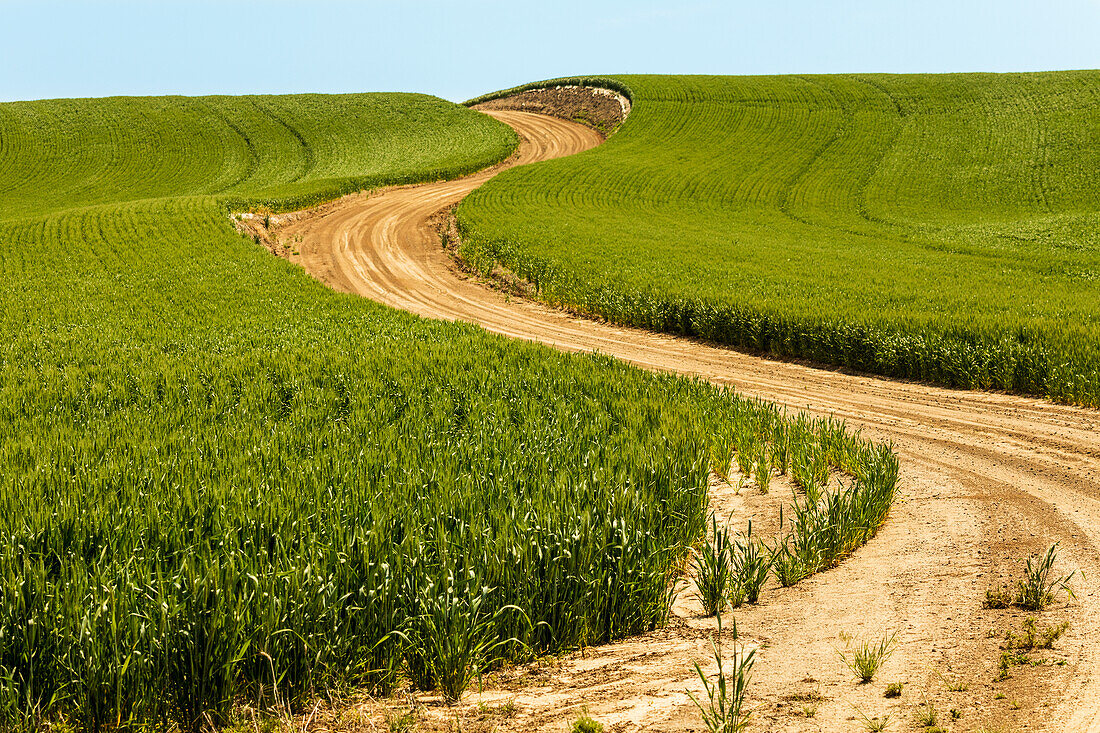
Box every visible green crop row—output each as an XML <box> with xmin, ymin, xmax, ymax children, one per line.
<box><xmin>457</xmin><ymin>72</ymin><xmax>1100</xmax><ymax>406</ymax></box>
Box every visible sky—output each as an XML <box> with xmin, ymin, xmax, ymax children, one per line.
<box><xmin>1</xmin><ymin>0</ymin><xmax>1098</xmax><ymax>103</ymax></box>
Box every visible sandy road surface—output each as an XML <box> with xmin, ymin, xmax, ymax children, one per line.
<box><xmin>277</xmin><ymin>111</ymin><xmax>1100</xmax><ymax>732</ymax></box>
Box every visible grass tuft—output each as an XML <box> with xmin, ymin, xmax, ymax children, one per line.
<box><xmin>1016</xmin><ymin>544</ymin><xmax>1077</xmax><ymax>611</ymax></box>
<box><xmin>838</xmin><ymin>631</ymin><xmax>898</xmax><ymax>684</ymax></box>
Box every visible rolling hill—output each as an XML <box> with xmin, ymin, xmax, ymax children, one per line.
<box><xmin>458</xmin><ymin>72</ymin><xmax>1100</xmax><ymax>406</ymax></box>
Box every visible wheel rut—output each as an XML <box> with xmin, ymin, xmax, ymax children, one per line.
<box><xmin>273</xmin><ymin>109</ymin><xmax>1100</xmax><ymax>732</ymax></box>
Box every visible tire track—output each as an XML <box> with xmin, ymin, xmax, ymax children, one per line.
<box><xmin>277</xmin><ymin>110</ymin><xmax>1100</xmax><ymax>732</ymax></box>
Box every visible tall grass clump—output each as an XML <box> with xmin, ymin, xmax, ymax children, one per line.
<box><xmin>1015</xmin><ymin>544</ymin><xmax>1078</xmax><ymax>611</ymax></box>
<box><xmin>729</xmin><ymin>525</ymin><xmax>770</xmax><ymax>607</ymax></box>
<box><xmin>770</xmin><ymin>422</ymin><xmax>900</xmax><ymax>587</ymax></box>
<box><xmin>693</xmin><ymin>518</ymin><xmax>771</xmax><ymax>614</ymax></box>
<box><xmin>693</xmin><ymin>515</ymin><xmax>736</xmax><ymax>617</ymax></box>
<box><xmin>402</xmin><ymin>574</ymin><xmax>529</xmax><ymax>703</ymax></box>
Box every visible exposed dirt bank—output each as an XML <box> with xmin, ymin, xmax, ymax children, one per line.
<box><xmin>262</xmin><ymin>110</ymin><xmax>1100</xmax><ymax>733</ymax></box>
<box><xmin>474</xmin><ymin>85</ymin><xmax>630</xmax><ymax>134</ymax></box>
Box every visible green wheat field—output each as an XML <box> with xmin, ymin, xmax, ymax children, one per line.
<box><xmin>0</xmin><ymin>91</ymin><xmax>897</xmax><ymax>730</ymax></box>
<box><xmin>460</xmin><ymin>72</ymin><xmax>1100</xmax><ymax>406</ymax></box>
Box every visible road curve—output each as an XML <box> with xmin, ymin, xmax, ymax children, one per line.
<box><xmin>278</xmin><ymin>110</ymin><xmax>1100</xmax><ymax>731</ymax></box>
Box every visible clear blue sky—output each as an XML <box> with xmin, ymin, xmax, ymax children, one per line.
<box><xmin>2</xmin><ymin>0</ymin><xmax>1097</xmax><ymax>103</ymax></box>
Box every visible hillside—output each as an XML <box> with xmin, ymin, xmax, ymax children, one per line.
<box><xmin>0</xmin><ymin>92</ymin><xmax>520</xmax><ymax>219</ymax></box>
<box><xmin>457</xmin><ymin>72</ymin><xmax>1100</xmax><ymax>406</ymax></box>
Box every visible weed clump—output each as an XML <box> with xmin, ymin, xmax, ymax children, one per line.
<box><xmin>995</xmin><ymin>616</ymin><xmax>1070</xmax><ymax>681</ymax></box>
<box><xmin>571</xmin><ymin>714</ymin><xmax>604</xmax><ymax>733</ymax></box>
<box><xmin>838</xmin><ymin>631</ymin><xmax>898</xmax><ymax>684</ymax></box>
<box><xmin>984</xmin><ymin>544</ymin><xmax>1078</xmax><ymax>611</ymax></box>
<box><xmin>1006</xmin><ymin>617</ymin><xmax>1070</xmax><ymax>651</ymax></box>
<box><xmin>996</xmin><ymin>650</ymin><xmax>1032</xmax><ymax>681</ymax></box>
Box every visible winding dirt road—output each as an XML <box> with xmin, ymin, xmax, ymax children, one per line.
<box><xmin>277</xmin><ymin>111</ymin><xmax>1100</xmax><ymax>732</ymax></box>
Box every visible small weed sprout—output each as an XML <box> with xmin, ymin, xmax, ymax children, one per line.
<box><xmin>996</xmin><ymin>650</ymin><xmax>1031</xmax><ymax>681</ymax></box>
<box><xmin>914</xmin><ymin>702</ymin><xmax>938</xmax><ymax>727</ymax></box>
<box><xmin>687</xmin><ymin>616</ymin><xmax>754</xmax><ymax>733</ymax></box>
<box><xmin>938</xmin><ymin>670</ymin><xmax>968</xmax><ymax>692</ymax></box>
<box><xmin>854</xmin><ymin>708</ymin><xmax>890</xmax><ymax>732</ymax></box>
<box><xmin>571</xmin><ymin>714</ymin><xmax>604</xmax><ymax>733</ymax></box>
<box><xmin>838</xmin><ymin>631</ymin><xmax>897</xmax><ymax>683</ymax></box>
<box><xmin>787</xmin><ymin>688</ymin><xmax>822</xmax><ymax>718</ymax></box>
<box><xmin>1006</xmin><ymin>617</ymin><xmax>1069</xmax><ymax>650</ymax></box>
<box><xmin>475</xmin><ymin>700</ymin><xmax>517</xmax><ymax>719</ymax></box>
<box><xmin>983</xmin><ymin>586</ymin><xmax>1013</xmax><ymax>609</ymax></box>
<box><xmin>385</xmin><ymin>708</ymin><xmax>417</xmax><ymax>733</ymax></box>
<box><xmin>884</xmin><ymin>681</ymin><xmax>903</xmax><ymax>698</ymax></box>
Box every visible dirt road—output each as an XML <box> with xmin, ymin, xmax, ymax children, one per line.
<box><xmin>277</xmin><ymin>111</ymin><xmax>1100</xmax><ymax>732</ymax></box>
